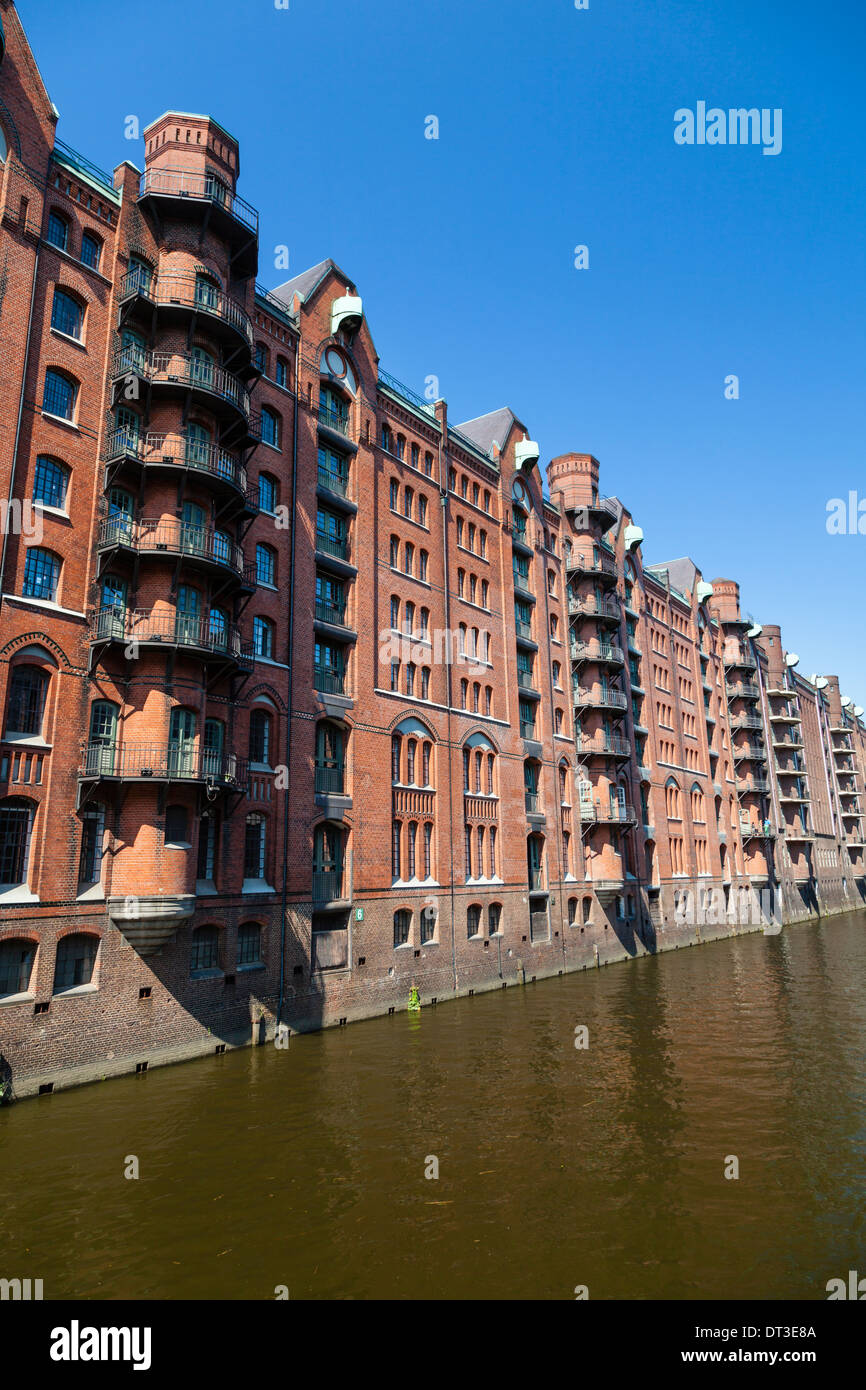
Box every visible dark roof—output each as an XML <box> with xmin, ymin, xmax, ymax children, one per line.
<box><xmin>270</xmin><ymin>258</ymin><xmax>355</xmax><ymax>309</ymax></box>
<box><xmin>454</xmin><ymin>407</ymin><xmax>517</xmax><ymax>456</ymax></box>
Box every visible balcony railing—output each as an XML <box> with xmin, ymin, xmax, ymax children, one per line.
<box><xmin>520</xmin><ymin>721</ymin><xmax>537</xmax><ymax>740</ymax></box>
<box><xmin>80</xmin><ymin>741</ymin><xmax>246</xmax><ymax>785</ymax></box>
<box><xmin>575</xmin><ymin>734</ymin><xmax>631</xmax><ymax>758</ymax></box>
<box><xmin>118</xmin><ymin>270</ymin><xmax>254</xmax><ymax>347</ymax></box>
<box><xmin>316</xmin><ymin>531</ymin><xmax>350</xmax><ymax>562</ymax></box>
<box><xmin>528</xmin><ymin>868</ymin><xmax>545</xmax><ymax>891</ymax></box>
<box><xmin>524</xmin><ymin>790</ymin><xmax>541</xmax><ymax>814</ymax></box>
<box><xmin>515</xmin><ymin>619</ymin><xmax>534</xmax><ymax>641</ymax></box>
<box><xmin>569</xmin><ymin>596</ymin><xmax>621</xmax><ymax>622</ymax></box>
<box><xmin>90</xmin><ymin>607</ymin><xmax>253</xmax><ymax>663</ymax></box>
<box><xmin>104</xmin><ymin>429</ymin><xmax>250</xmax><ymax>499</ymax></box>
<box><xmin>517</xmin><ymin>669</ymin><xmax>538</xmax><ymax>691</ymax></box>
<box><xmin>730</xmin><ymin>714</ymin><xmax>764</xmax><ymax>731</ymax></box>
<box><xmin>724</xmin><ymin>649</ymin><xmax>757</xmax><ymax>669</ymax></box>
<box><xmin>566</xmin><ymin>551</ymin><xmax>617</xmax><ymax>578</ymax></box>
<box><xmin>312</xmin><ymin>869</ymin><xmax>345</xmax><ymax>905</ymax></box>
<box><xmin>315</xmin><ymin>599</ymin><xmax>348</xmax><ymax>628</ymax></box>
<box><xmin>317</xmin><ymin>465</ymin><xmax>349</xmax><ymax>498</ymax></box>
<box><xmin>138</xmin><ymin>166</ymin><xmax>259</xmax><ymax>234</ymax></box>
<box><xmin>726</xmin><ymin>682</ymin><xmax>760</xmax><ymax>701</ymax></box>
<box><xmin>573</xmin><ymin>686</ymin><xmax>628</xmax><ymax>710</ymax></box>
<box><xmin>97</xmin><ymin>517</ymin><xmax>253</xmax><ymax>584</ymax></box>
<box><xmin>314</xmin><ymin>665</ymin><xmax>346</xmax><ymax>695</ymax></box>
<box><xmin>570</xmin><ymin>641</ymin><xmax>625</xmax><ymax>665</ymax></box>
<box><xmin>111</xmin><ymin>349</ymin><xmax>251</xmax><ymax>418</ymax></box>
<box><xmin>318</xmin><ymin>404</ymin><xmax>350</xmax><ymax>436</ymax></box>
<box><xmin>315</xmin><ymin>764</ymin><xmax>345</xmax><ymax>796</ymax></box>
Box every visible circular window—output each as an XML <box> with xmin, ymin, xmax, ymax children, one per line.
<box><xmin>511</xmin><ymin>477</ymin><xmax>527</xmax><ymax>504</ymax></box>
<box><xmin>324</xmin><ymin>347</ymin><xmax>345</xmax><ymax>376</ymax></box>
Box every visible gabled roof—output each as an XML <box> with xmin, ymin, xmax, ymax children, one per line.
<box><xmin>454</xmin><ymin>407</ymin><xmax>518</xmax><ymax>457</ymax></box>
<box><xmin>270</xmin><ymin>258</ymin><xmax>356</xmax><ymax>310</ymax></box>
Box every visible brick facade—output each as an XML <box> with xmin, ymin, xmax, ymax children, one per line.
<box><xmin>0</xmin><ymin>1</ymin><xmax>863</xmax><ymax>1098</ymax></box>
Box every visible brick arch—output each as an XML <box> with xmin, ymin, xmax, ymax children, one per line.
<box><xmin>461</xmin><ymin>726</ymin><xmax>502</xmax><ymax>753</ymax></box>
<box><xmin>0</xmin><ymin>97</ymin><xmax>22</xmax><ymax>160</ymax></box>
<box><xmin>53</xmin><ymin>271</ymin><xmax>97</xmax><ymax>309</ymax></box>
<box><xmin>0</xmin><ymin>927</ymin><xmax>39</xmax><ymax>946</ymax></box>
<box><xmin>244</xmin><ymin>682</ymin><xmax>287</xmax><ymax>713</ymax></box>
<box><xmin>314</xmin><ymin>335</ymin><xmax>363</xmax><ymax>386</ymax></box>
<box><xmin>0</xmin><ymin>632</ymin><xmax>76</xmax><ymax>670</ymax></box>
<box><xmin>387</xmin><ymin>710</ymin><xmax>438</xmax><ymax>742</ymax></box>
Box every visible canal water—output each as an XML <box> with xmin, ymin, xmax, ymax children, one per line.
<box><xmin>1</xmin><ymin>911</ymin><xmax>865</xmax><ymax>1300</ymax></box>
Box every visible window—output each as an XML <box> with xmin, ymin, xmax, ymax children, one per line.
<box><xmin>467</xmin><ymin>904</ymin><xmax>482</xmax><ymax>938</ymax></box>
<box><xmin>275</xmin><ymin>357</ymin><xmax>288</xmax><ymax>388</ymax></box>
<box><xmin>191</xmin><ymin>926</ymin><xmax>220</xmax><ymax>974</ymax></box>
<box><xmin>197</xmin><ymin>811</ymin><xmax>218</xmax><ymax>882</ymax></box>
<box><xmin>315</xmin><ymin>721</ymin><xmax>345</xmax><ymax>794</ymax></box>
<box><xmin>422</xmin><ymin>741</ymin><xmax>432</xmax><ymax>785</ymax></box>
<box><xmin>244</xmin><ymin>814</ymin><xmax>266</xmax><ymax>879</ymax></box>
<box><xmin>165</xmin><ymin>805</ymin><xmax>189</xmax><ymax>846</ymax></box>
<box><xmin>256</xmin><ymin>543</ymin><xmax>276</xmax><ymax>586</ymax></box>
<box><xmin>81</xmin><ymin>232</ymin><xmax>102</xmax><ymax>269</ymax></box>
<box><xmin>46</xmin><ymin>211</ymin><xmax>69</xmax><ymax>251</ymax></box>
<box><xmin>23</xmin><ymin>547</ymin><xmax>61</xmax><ymax>602</ymax></box>
<box><xmin>394</xmin><ymin>909</ymin><xmax>411</xmax><ymax>947</ymax></box>
<box><xmin>33</xmin><ymin>455</ymin><xmax>70</xmax><ymax>510</ymax></box>
<box><xmin>78</xmin><ymin>804</ymin><xmax>105</xmax><ymax>885</ymax></box>
<box><xmin>419</xmin><ymin>550</ymin><xmax>428</xmax><ymax>581</ymax></box>
<box><xmin>0</xmin><ymin>798</ymin><xmax>34</xmax><ymax>886</ymax></box>
<box><xmin>5</xmin><ymin>665</ymin><xmax>48</xmax><ymax>737</ymax></box>
<box><xmin>390</xmin><ymin>479</ymin><xmax>399</xmax><ymax>510</ymax></box>
<box><xmin>390</xmin><ymin>595</ymin><xmax>400</xmax><ymax>629</ymax></box>
<box><xmin>392</xmin><ymin>820</ymin><xmax>402</xmax><ymax>878</ymax></box>
<box><xmin>42</xmin><ymin>369</ymin><xmax>77</xmax><ymax>420</ymax></box>
<box><xmin>404</xmin><ymin>487</ymin><xmax>413</xmax><ymax>519</ymax></box>
<box><xmin>390</xmin><ymin>535</ymin><xmax>400</xmax><ymax>568</ymax></box>
<box><xmin>418</xmin><ymin>496</ymin><xmax>428</xmax><ymax>526</ymax></box>
<box><xmin>405</xmin><ymin>663</ymin><xmax>415</xmax><ymax>695</ymax></box>
<box><xmin>423</xmin><ymin>822</ymin><xmax>433</xmax><ymax>877</ymax></box>
<box><xmin>488</xmin><ymin>903</ymin><xmax>502</xmax><ymax>935</ymax></box>
<box><xmin>424</xmin><ymin>452</ymin><xmax>434</xmax><ymax>477</ymax></box>
<box><xmin>253</xmin><ymin>616</ymin><xmax>274</xmax><ymax>659</ymax></box>
<box><xmin>258</xmin><ymin>473</ymin><xmax>277</xmax><ymax>513</ymax></box>
<box><xmin>51</xmin><ymin>288</ymin><xmax>83</xmax><ymax>339</ymax></box>
<box><xmin>0</xmin><ymin>939</ymin><xmax>35</xmax><ymax>999</ymax></box>
<box><xmin>238</xmin><ymin>921</ymin><xmax>263</xmax><ymax>967</ymax></box>
<box><xmin>420</xmin><ymin>905</ymin><xmax>436</xmax><ymax>943</ymax></box>
<box><xmin>405</xmin><ymin>543</ymin><xmax>414</xmax><ymax>575</ymax></box>
<box><xmin>255</xmin><ymin>343</ymin><xmax>268</xmax><ymax>373</ymax></box>
<box><xmin>407</xmin><ymin>821</ymin><xmax>417</xmax><ymax>877</ymax></box>
<box><xmin>249</xmin><ymin>709</ymin><xmax>272</xmax><ymax>765</ymax></box>
<box><xmin>53</xmin><ymin>933</ymin><xmax>98</xmax><ymax>992</ymax></box>
<box><xmin>261</xmin><ymin>407</ymin><xmax>280</xmax><ymax>448</ymax></box>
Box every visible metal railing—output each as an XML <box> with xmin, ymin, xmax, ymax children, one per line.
<box><xmin>117</xmin><ymin>270</ymin><xmax>253</xmax><ymax>347</ymax></box>
<box><xmin>318</xmin><ymin>404</ymin><xmax>350</xmax><ymax>436</ymax></box>
<box><xmin>517</xmin><ymin>669</ymin><xmax>537</xmax><ymax>691</ymax></box>
<box><xmin>520</xmin><ymin>720</ymin><xmax>537</xmax><ymax>740</ymax></box>
<box><xmin>730</xmin><ymin>714</ymin><xmax>764</xmax><ymax>730</ymax></box>
<box><xmin>104</xmin><ymin>429</ymin><xmax>249</xmax><ymax>498</ymax></box>
<box><xmin>97</xmin><ymin>516</ymin><xmax>253</xmax><ymax>583</ymax></box>
<box><xmin>312</xmin><ymin>870</ymin><xmax>345</xmax><ymax>904</ymax></box>
<box><xmin>575</xmin><ymin>734</ymin><xmax>631</xmax><ymax>758</ymax></box>
<box><xmin>111</xmin><ymin>348</ymin><xmax>251</xmax><ymax>418</ymax></box>
<box><xmin>570</xmin><ymin>641</ymin><xmax>625</xmax><ymax>665</ymax></box>
<box><xmin>528</xmin><ymin>868</ymin><xmax>545</xmax><ymax>891</ymax></box>
<box><xmin>313</xmin><ymin>666</ymin><xmax>346</xmax><ymax>695</ymax></box>
<box><xmin>566</xmin><ymin>551</ymin><xmax>617</xmax><ymax>577</ymax></box>
<box><xmin>138</xmin><ymin>166</ymin><xmax>259</xmax><ymax>234</ymax></box>
<box><xmin>90</xmin><ymin>606</ymin><xmax>253</xmax><ymax>663</ymax></box>
<box><xmin>80</xmin><ymin>741</ymin><xmax>246</xmax><ymax>784</ymax></box>
<box><xmin>573</xmin><ymin>686</ymin><xmax>628</xmax><ymax>710</ymax></box>
<box><xmin>314</xmin><ymin>765</ymin><xmax>345</xmax><ymax>795</ymax></box>
<box><xmin>727</xmin><ymin>682</ymin><xmax>760</xmax><ymax>701</ymax></box>
<box><xmin>524</xmin><ymin>791</ymin><xmax>541</xmax><ymax>814</ymax></box>
<box><xmin>580</xmin><ymin>803</ymin><xmax>637</xmax><ymax>825</ymax></box>
<box><xmin>316</xmin><ymin>531</ymin><xmax>350</xmax><ymax>562</ymax></box>
<box><xmin>317</xmin><ymin>465</ymin><xmax>349</xmax><ymax>497</ymax></box>
<box><xmin>315</xmin><ymin>599</ymin><xmax>348</xmax><ymax>627</ymax></box>
<box><xmin>569</xmin><ymin>596</ymin><xmax>621</xmax><ymax>621</ymax></box>
<box><xmin>515</xmin><ymin>619</ymin><xmax>534</xmax><ymax>641</ymax></box>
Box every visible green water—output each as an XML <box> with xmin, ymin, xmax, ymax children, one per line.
<box><xmin>1</xmin><ymin>912</ymin><xmax>865</xmax><ymax>1300</ymax></box>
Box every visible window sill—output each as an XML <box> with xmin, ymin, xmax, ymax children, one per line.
<box><xmin>237</xmin><ymin>961</ymin><xmax>265</xmax><ymax>973</ymax></box>
<box><xmin>75</xmin><ymin>883</ymin><xmax>104</xmax><ymax>902</ymax></box>
<box><xmin>257</xmin><ymin>581</ymin><xmax>279</xmax><ymax>593</ymax></box>
<box><xmin>190</xmin><ymin>968</ymin><xmax>223</xmax><ymax>981</ymax></box>
<box><xmin>53</xmin><ymin>983</ymin><xmax>98</xmax><ymax>998</ymax></box>
<box><xmin>49</xmin><ymin>327</ymin><xmax>86</xmax><ymax>350</ymax></box>
<box><xmin>249</xmin><ymin>762</ymin><xmax>274</xmax><ymax>774</ymax></box>
<box><xmin>40</xmin><ymin>411</ymin><xmax>79</xmax><ymax>431</ymax></box>
<box><xmin>196</xmin><ymin>879</ymin><xmax>219</xmax><ymax>896</ymax></box>
<box><xmin>389</xmin><ymin>507</ymin><xmax>430</xmax><ymax>534</ymax></box>
<box><xmin>165</xmin><ymin>841</ymin><xmax>192</xmax><ymax>851</ymax></box>
<box><xmin>0</xmin><ymin>992</ymin><xmax>36</xmax><ymax>1007</ymax></box>
<box><xmin>242</xmin><ymin>879</ymin><xmax>275</xmax><ymax>894</ymax></box>
<box><xmin>1</xmin><ymin>733</ymin><xmax>52</xmax><ymax>749</ymax></box>
<box><xmin>0</xmin><ymin>886</ymin><xmax>39</xmax><ymax>904</ymax></box>
<box><xmin>33</xmin><ymin>503</ymin><xmax>71</xmax><ymax>523</ymax></box>
<box><xmin>4</xmin><ymin>593</ymin><xmax>87</xmax><ymax>620</ymax></box>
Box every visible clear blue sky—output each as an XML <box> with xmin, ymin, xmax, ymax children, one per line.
<box><xmin>18</xmin><ymin>0</ymin><xmax>866</xmax><ymax>698</ymax></box>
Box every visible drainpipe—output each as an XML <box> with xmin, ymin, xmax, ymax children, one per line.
<box><xmin>276</xmin><ymin>326</ymin><xmax>300</xmax><ymax>1030</ymax></box>
<box><xmin>0</xmin><ymin>229</ymin><xmax>40</xmax><ymax>601</ymax></box>
<box><xmin>435</xmin><ymin>411</ymin><xmax>458</xmax><ymax>996</ymax></box>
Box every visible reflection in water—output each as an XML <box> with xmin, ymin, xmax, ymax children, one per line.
<box><xmin>1</xmin><ymin>913</ymin><xmax>865</xmax><ymax>1300</ymax></box>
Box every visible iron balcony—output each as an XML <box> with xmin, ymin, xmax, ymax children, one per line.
<box><xmin>137</xmin><ymin>166</ymin><xmax>259</xmax><ymax>276</ymax></box>
<box><xmin>97</xmin><ymin>517</ymin><xmax>255</xmax><ymax>589</ymax></box>
<box><xmin>103</xmin><ymin>430</ymin><xmax>257</xmax><ymax>515</ymax></box>
<box><xmin>117</xmin><ymin>269</ymin><xmax>254</xmax><ymax>354</ymax></box>
<box><xmin>90</xmin><ymin>607</ymin><xmax>254</xmax><ymax>669</ymax></box>
<box><xmin>79</xmin><ymin>741</ymin><xmax>247</xmax><ymax>787</ymax></box>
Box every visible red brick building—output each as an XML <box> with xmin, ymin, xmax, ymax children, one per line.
<box><xmin>0</xmin><ymin>1</ymin><xmax>863</xmax><ymax>1096</ymax></box>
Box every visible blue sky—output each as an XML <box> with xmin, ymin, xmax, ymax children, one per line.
<box><xmin>18</xmin><ymin>0</ymin><xmax>866</xmax><ymax>697</ymax></box>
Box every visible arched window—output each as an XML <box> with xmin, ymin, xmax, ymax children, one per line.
<box><xmin>253</xmin><ymin>616</ymin><xmax>274</xmax><ymax>659</ymax></box>
<box><xmin>422</xmin><ymin>741</ymin><xmax>432</xmax><ymax>785</ymax></box>
<box><xmin>203</xmin><ymin>719</ymin><xmax>225</xmax><ymax>778</ymax></box>
<box><xmin>390</xmin><ymin>535</ymin><xmax>400</xmax><ymax>568</ymax></box>
<box><xmin>81</xmin><ymin>232</ymin><xmax>102</xmax><ymax>269</ymax></box>
<box><xmin>23</xmin><ymin>546</ymin><xmax>61</xmax><ymax>602</ymax></box>
<box><xmin>190</xmin><ymin>925</ymin><xmax>220</xmax><ymax>974</ymax></box>
<box><xmin>85</xmin><ymin>700</ymin><xmax>118</xmax><ymax>774</ymax></box>
<box><xmin>0</xmin><ymin>938</ymin><xmax>36</xmax><ymax>999</ymax></box>
<box><xmin>33</xmin><ymin>455</ymin><xmax>70</xmax><ymax>510</ymax></box>
<box><xmin>423</xmin><ymin>822</ymin><xmax>433</xmax><ymax>878</ymax></box>
<box><xmin>568</xmin><ymin>897</ymin><xmax>578</xmax><ymax>928</ymax></box>
<box><xmin>314</xmin><ymin>823</ymin><xmax>345</xmax><ymax>897</ymax></box>
<box><xmin>391</xmin><ymin>733</ymin><xmax>402</xmax><ymax>784</ymax></box>
<box><xmin>5</xmin><ymin>664</ymin><xmax>49</xmax><ymax>737</ymax></box>
<box><xmin>255</xmin><ymin>342</ymin><xmax>269</xmax><ymax>373</ymax></box>
<box><xmin>582</xmin><ymin>896</ymin><xmax>592</xmax><ymax>924</ymax></box>
<box><xmin>197</xmin><ymin>810</ymin><xmax>219</xmax><ymax>883</ymax></box>
<box><xmin>275</xmin><ymin>356</ymin><xmax>289</xmax><ymax>388</ymax></box>
<box><xmin>691</xmin><ymin>782</ymin><xmax>705</xmax><ymax>822</ymax></box>
<box><xmin>249</xmin><ymin>709</ymin><xmax>272</xmax><ymax>765</ymax></box>
<box><xmin>256</xmin><ymin>542</ymin><xmax>276</xmax><ymax>586</ymax></box>
<box><xmin>261</xmin><ymin>406</ymin><xmax>280</xmax><ymax>449</ymax></box>
<box><xmin>488</xmin><ymin>902</ymin><xmax>502</xmax><ymax>934</ymax></box>
<box><xmin>42</xmin><ymin>368</ymin><xmax>78</xmax><ymax>421</ymax></box>
<box><xmin>53</xmin><ymin>933</ymin><xmax>98</xmax><ymax>991</ymax></box>
<box><xmin>0</xmin><ymin>796</ymin><xmax>36</xmax><ymax>886</ymax></box>
<box><xmin>258</xmin><ymin>472</ymin><xmax>277</xmax><ymax>513</ymax></box>
<box><xmin>78</xmin><ymin>803</ymin><xmax>106</xmax><ymax>886</ymax></box>
<box><xmin>238</xmin><ymin>921</ymin><xmax>263</xmax><ymax>968</ymax></box>
<box><xmin>420</xmin><ymin>903</ymin><xmax>437</xmax><ymax>943</ymax></box>
<box><xmin>665</xmin><ymin>777</ymin><xmax>681</xmax><ymax>819</ymax></box>
<box><xmin>394</xmin><ymin>908</ymin><xmax>411</xmax><ymax>947</ymax></box>
<box><xmin>467</xmin><ymin>904</ymin><xmax>482</xmax><ymax>938</ymax></box>
<box><xmin>244</xmin><ymin>813</ymin><xmax>267</xmax><ymax>880</ymax></box>
<box><xmin>406</xmin><ymin>738</ymin><xmax>417</xmax><ymax>784</ymax></box>
<box><xmin>316</xmin><ymin>721</ymin><xmax>345</xmax><ymax>794</ymax></box>
<box><xmin>46</xmin><ymin>210</ymin><xmax>69</xmax><ymax>251</ymax></box>
<box><xmin>51</xmin><ymin>286</ymin><xmax>84</xmax><ymax>340</ymax></box>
